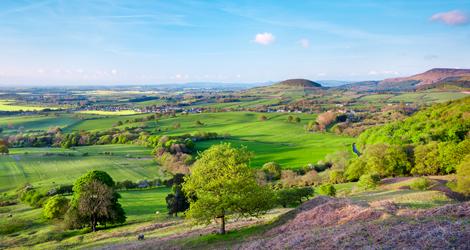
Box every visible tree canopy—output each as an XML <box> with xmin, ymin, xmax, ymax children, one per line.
<box><xmin>65</xmin><ymin>170</ymin><xmax>126</xmax><ymax>231</ymax></box>
<box><xmin>182</xmin><ymin>143</ymin><xmax>274</xmax><ymax>234</ymax></box>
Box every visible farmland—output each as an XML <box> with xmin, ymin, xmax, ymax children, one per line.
<box><xmin>0</xmin><ymin>100</ymin><xmax>55</xmax><ymax>112</ymax></box>
<box><xmin>0</xmin><ymin>145</ymin><xmax>163</xmax><ymax>193</ymax></box>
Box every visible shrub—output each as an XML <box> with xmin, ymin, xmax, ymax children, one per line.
<box><xmin>276</xmin><ymin>187</ymin><xmax>313</xmax><ymax>207</ymax></box>
<box><xmin>409</xmin><ymin>177</ymin><xmax>431</xmax><ymax>191</ymax></box>
<box><xmin>357</xmin><ymin>174</ymin><xmax>381</xmax><ymax>190</ymax></box>
<box><xmin>20</xmin><ymin>189</ymin><xmax>47</xmax><ymax>208</ymax></box>
<box><xmin>317</xmin><ymin>184</ymin><xmax>336</xmax><ymax>196</ymax></box>
<box><xmin>262</xmin><ymin>162</ymin><xmax>282</xmax><ymax>181</ymax></box>
<box><xmin>456</xmin><ymin>155</ymin><xmax>470</xmax><ymax>196</ymax></box>
<box><xmin>329</xmin><ymin>170</ymin><xmax>347</xmax><ymax>184</ymax></box>
<box><xmin>43</xmin><ymin>196</ymin><xmax>70</xmax><ymax>219</ymax></box>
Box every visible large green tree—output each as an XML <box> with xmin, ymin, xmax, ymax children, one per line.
<box><xmin>182</xmin><ymin>143</ymin><xmax>274</xmax><ymax>234</ymax></box>
<box><xmin>65</xmin><ymin>170</ymin><xmax>126</xmax><ymax>231</ymax></box>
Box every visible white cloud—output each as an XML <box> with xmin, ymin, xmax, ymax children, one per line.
<box><xmin>299</xmin><ymin>38</ymin><xmax>310</xmax><ymax>48</ymax></box>
<box><xmin>111</xmin><ymin>69</ymin><xmax>118</xmax><ymax>75</ymax></box>
<box><xmin>431</xmin><ymin>10</ymin><xmax>469</xmax><ymax>26</ymax></box>
<box><xmin>254</xmin><ymin>32</ymin><xmax>275</xmax><ymax>45</ymax></box>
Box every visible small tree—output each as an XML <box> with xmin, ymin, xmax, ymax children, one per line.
<box><xmin>182</xmin><ymin>143</ymin><xmax>274</xmax><ymax>234</ymax></box>
<box><xmin>287</xmin><ymin>115</ymin><xmax>294</xmax><ymax>123</ymax></box>
<box><xmin>357</xmin><ymin>174</ymin><xmax>380</xmax><ymax>190</ymax></box>
<box><xmin>262</xmin><ymin>162</ymin><xmax>282</xmax><ymax>181</ymax></box>
<box><xmin>317</xmin><ymin>184</ymin><xmax>336</xmax><ymax>196</ymax></box>
<box><xmin>0</xmin><ymin>144</ymin><xmax>9</xmax><ymax>155</ymax></box>
<box><xmin>43</xmin><ymin>196</ymin><xmax>69</xmax><ymax>219</ymax></box>
<box><xmin>166</xmin><ymin>175</ymin><xmax>189</xmax><ymax>217</ymax></box>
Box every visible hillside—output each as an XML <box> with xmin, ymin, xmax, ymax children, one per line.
<box><xmin>244</xmin><ymin>78</ymin><xmax>324</xmax><ymax>98</ymax></box>
<box><xmin>357</xmin><ymin>96</ymin><xmax>470</xmax><ymax>147</ymax></box>
<box><xmin>104</xmin><ymin>176</ymin><xmax>470</xmax><ymax>249</ymax></box>
<box><xmin>379</xmin><ymin>68</ymin><xmax>470</xmax><ymax>90</ymax></box>
<box><xmin>274</xmin><ymin>79</ymin><xmax>322</xmax><ymax>88</ymax></box>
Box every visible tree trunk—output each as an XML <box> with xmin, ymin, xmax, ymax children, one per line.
<box><xmin>92</xmin><ymin>216</ymin><xmax>97</xmax><ymax>232</ymax></box>
<box><xmin>219</xmin><ymin>215</ymin><xmax>225</xmax><ymax>234</ymax></box>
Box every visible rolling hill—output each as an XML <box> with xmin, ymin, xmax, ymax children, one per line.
<box><xmin>378</xmin><ymin>68</ymin><xmax>470</xmax><ymax>90</ymax></box>
<box><xmin>244</xmin><ymin>78</ymin><xmax>323</xmax><ymax>98</ymax></box>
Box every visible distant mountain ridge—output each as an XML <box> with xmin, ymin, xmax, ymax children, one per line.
<box><xmin>378</xmin><ymin>68</ymin><xmax>470</xmax><ymax>90</ymax></box>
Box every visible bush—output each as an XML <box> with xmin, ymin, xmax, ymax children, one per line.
<box><xmin>456</xmin><ymin>155</ymin><xmax>470</xmax><ymax>196</ymax></box>
<box><xmin>262</xmin><ymin>162</ymin><xmax>282</xmax><ymax>181</ymax></box>
<box><xmin>43</xmin><ymin>196</ymin><xmax>70</xmax><ymax>219</ymax></box>
<box><xmin>317</xmin><ymin>184</ymin><xmax>336</xmax><ymax>196</ymax></box>
<box><xmin>276</xmin><ymin>187</ymin><xmax>314</xmax><ymax>207</ymax></box>
<box><xmin>409</xmin><ymin>177</ymin><xmax>431</xmax><ymax>191</ymax></box>
<box><xmin>357</xmin><ymin>174</ymin><xmax>381</xmax><ymax>190</ymax></box>
<box><xmin>329</xmin><ymin>170</ymin><xmax>346</xmax><ymax>184</ymax></box>
<box><xmin>20</xmin><ymin>189</ymin><xmax>47</xmax><ymax>208</ymax></box>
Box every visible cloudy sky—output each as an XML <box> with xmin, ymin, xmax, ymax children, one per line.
<box><xmin>0</xmin><ymin>0</ymin><xmax>469</xmax><ymax>85</ymax></box>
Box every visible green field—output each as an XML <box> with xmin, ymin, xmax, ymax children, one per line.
<box><xmin>64</xmin><ymin>114</ymin><xmax>149</xmax><ymax>131</ymax></box>
<box><xmin>0</xmin><ymin>114</ymin><xmax>80</xmax><ymax>133</ymax></box>
<box><xmin>0</xmin><ymin>100</ymin><xmax>54</xmax><ymax>111</ymax></box>
<box><xmin>388</xmin><ymin>91</ymin><xmax>468</xmax><ymax>103</ymax></box>
<box><xmin>0</xmin><ymin>145</ymin><xmax>162</xmax><ymax>193</ymax></box>
<box><xmin>149</xmin><ymin>112</ymin><xmax>355</xmax><ymax>168</ymax></box>
<box><xmin>77</xmin><ymin>110</ymin><xmax>139</xmax><ymax>116</ymax></box>
<box><xmin>120</xmin><ymin>187</ymin><xmax>171</xmax><ymax>222</ymax></box>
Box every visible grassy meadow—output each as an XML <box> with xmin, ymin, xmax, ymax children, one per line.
<box><xmin>148</xmin><ymin>112</ymin><xmax>355</xmax><ymax>168</ymax></box>
<box><xmin>0</xmin><ymin>100</ymin><xmax>54</xmax><ymax>112</ymax></box>
<box><xmin>0</xmin><ymin>145</ymin><xmax>163</xmax><ymax>193</ymax></box>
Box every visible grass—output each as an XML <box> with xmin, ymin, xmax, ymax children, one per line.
<box><xmin>0</xmin><ymin>188</ymin><xmax>172</xmax><ymax>249</ymax></box>
<box><xmin>0</xmin><ymin>114</ymin><xmax>80</xmax><ymax>134</ymax></box>
<box><xmin>0</xmin><ymin>145</ymin><xmax>163</xmax><ymax>193</ymax></box>
<box><xmin>119</xmin><ymin>187</ymin><xmax>171</xmax><ymax>223</ymax></box>
<box><xmin>64</xmin><ymin>113</ymin><xmax>149</xmax><ymax>131</ymax></box>
<box><xmin>388</xmin><ymin>91</ymin><xmax>467</xmax><ymax>103</ymax></box>
<box><xmin>149</xmin><ymin>112</ymin><xmax>355</xmax><ymax>168</ymax></box>
<box><xmin>0</xmin><ymin>100</ymin><xmax>55</xmax><ymax>111</ymax></box>
<box><xmin>77</xmin><ymin>110</ymin><xmax>139</xmax><ymax>116</ymax></box>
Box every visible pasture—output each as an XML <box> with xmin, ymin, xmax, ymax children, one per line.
<box><xmin>0</xmin><ymin>114</ymin><xmax>80</xmax><ymax>134</ymax></box>
<box><xmin>148</xmin><ymin>112</ymin><xmax>355</xmax><ymax>168</ymax></box>
<box><xmin>0</xmin><ymin>145</ymin><xmax>162</xmax><ymax>193</ymax></box>
<box><xmin>76</xmin><ymin>110</ymin><xmax>139</xmax><ymax>116</ymax></box>
<box><xmin>0</xmin><ymin>100</ymin><xmax>53</xmax><ymax>111</ymax></box>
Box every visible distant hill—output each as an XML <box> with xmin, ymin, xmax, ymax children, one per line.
<box><xmin>378</xmin><ymin>68</ymin><xmax>470</xmax><ymax>90</ymax></box>
<box><xmin>242</xmin><ymin>78</ymin><xmax>324</xmax><ymax>100</ymax></box>
<box><xmin>274</xmin><ymin>79</ymin><xmax>322</xmax><ymax>88</ymax></box>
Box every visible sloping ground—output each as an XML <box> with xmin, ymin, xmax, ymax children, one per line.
<box><xmin>237</xmin><ymin>197</ymin><xmax>470</xmax><ymax>250</ymax></box>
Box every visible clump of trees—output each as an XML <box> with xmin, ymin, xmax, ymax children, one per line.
<box><xmin>64</xmin><ymin>170</ymin><xmax>126</xmax><ymax>231</ymax></box>
<box><xmin>182</xmin><ymin>143</ymin><xmax>274</xmax><ymax>234</ymax></box>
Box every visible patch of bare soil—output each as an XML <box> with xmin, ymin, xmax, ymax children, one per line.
<box><xmin>237</xmin><ymin>197</ymin><xmax>470</xmax><ymax>250</ymax></box>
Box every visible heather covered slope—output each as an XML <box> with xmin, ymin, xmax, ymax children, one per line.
<box><xmin>237</xmin><ymin>197</ymin><xmax>470</xmax><ymax>250</ymax></box>
<box><xmin>96</xmin><ymin>177</ymin><xmax>468</xmax><ymax>250</ymax></box>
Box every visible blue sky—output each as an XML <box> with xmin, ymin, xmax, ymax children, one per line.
<box><xmin>0</xmin><ymin>0</ymin><xmax>469</xmax><ymax>85</ymax></box>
